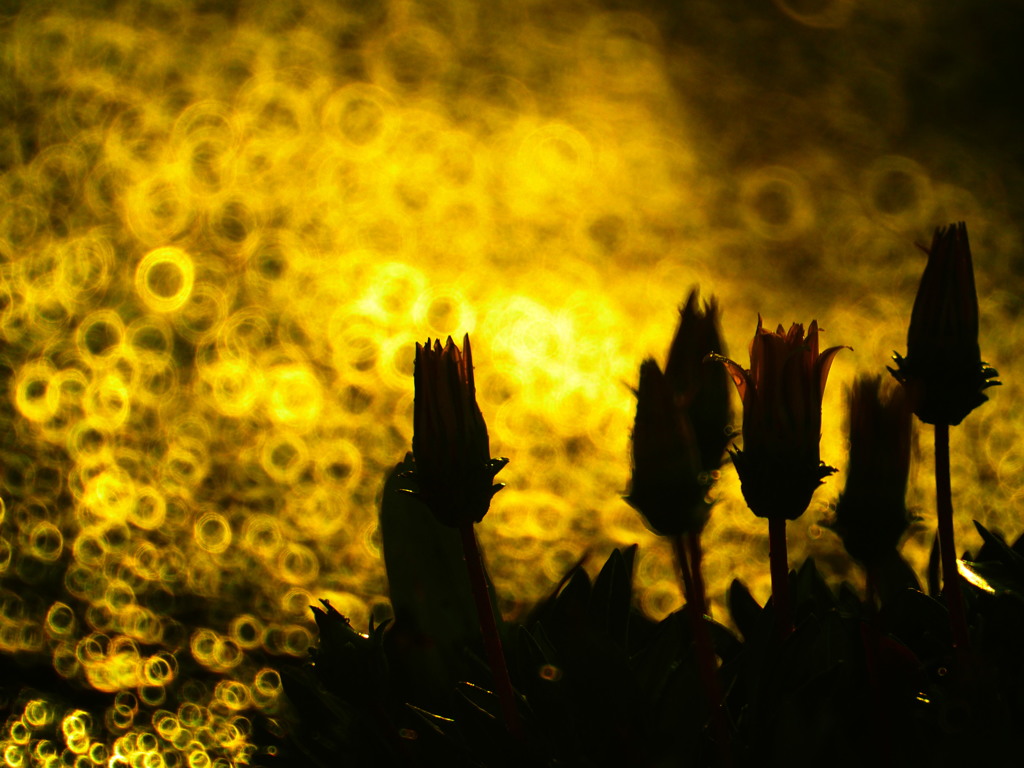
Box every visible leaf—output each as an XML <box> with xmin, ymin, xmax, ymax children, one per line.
<box><xmin>728</xmin><ymin>578</ymin><xmax>763</xmax><ymax>642</ymax></box>
<box><xmin>959</xmin><ymin>559</ymin><xmax>1024</xmax><ymax>601</ymax></box>
<box><xmin>632</xmin><ymin>610</ymin><xmax>689</xmax><ymax>702</ymax></box>
<box><xmin>452</xmin><ymin>683</ymin><xmax>546</xmax><ymax>768</ymax></box>
<box><xmin>974</xmin><ymin>520</ymin><xmax>1024</xmax><ymax>578</ymax></box>
<box><xmin>836</xmin><ymin>581</ymin><xmax>862</xmax><ymax>615</ymax></box>
<box><xmin>455</xmin><ymin>680</ymin><xmax>500</xmax><ymax>721</ymax></box>
<box><xmin>1011</xmin><ymin>528</ymin><xmax>1024</xmax><ymax>556</ymax></box>
<box><xmin>590</xmin><ymin>545</ymin><xmax>637</xmax><ymax>648</ymax></box>
<box><xmin>309</xmin><ymin>600</ymin><xmax>389</xmax><ymax>703</ymax></box>
<box><xmin>794</xmin><ymin>557</ymin><xmax>834</xmax><ymax>618</ymax></box>
<box><xmin>649</xmin><ymin>637</ymin><xmax>703</xmax><ymax>738</ymax></box>
<box><xmin>512</xmin><ymin>623</ymin><xmax>552</xmax><ymax>679</ymax></box>
<box><xmin>378</xmin><ymin>455</ymin><xmax>480</xmax><ymax>701</ymax></box>
<box><xmin>509</xmin><ymin>624</ymin><xmax>567</xmax><ymax>728</ymax></box>
<box><xmin>406</xmin><ymin>703</ymin><xmax>462</xmax><ymax>741</ymax></box>
<box><xmin>706</xmin><ymin>617</ymin><xmax>743</xmax><ymax>665</ymax></box>
<box><xmin>874</xmin><ymin>550</ymin><xmax>923</xmax><ymax>609</ymax></box>
<box><xmin>879</xmin><ymin>587</ymin><xmax>949</xmax><ymax>652</ymax></box>
<box><xmin>552</xmin><ymin>567</ymin><xmax>592</xmax><ymax>633</ymax></box>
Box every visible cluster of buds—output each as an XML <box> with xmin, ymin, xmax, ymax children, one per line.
<box><xmin>625</xmin><ymin>290</ymin><xmax>731</xmax><ymax>536</ymax></box>
<box><xmin>369</xmin><ymin>218</ymin><xmax>1004</xmax><ymax>766</ymax></box>
<box><xmin>400</xmin><ymin>223</ymin><xmax>998</xmax><ymax>658</ymax></box>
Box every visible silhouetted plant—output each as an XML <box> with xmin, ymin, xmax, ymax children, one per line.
<box><xmin>889</xmin><ymin>222</ymin><xmax>1000</xmax><ymax>662</ymax></box>
<box><xmin>709</xmin><ymin>319</ymin><xmax>848</xmax><ymax>636</ymax></box>
<box><xmin>5</xmin><ymin>224</ymin><xmax>1020</xmax><ymax>768</ymax></box>
<box><xmin>625</xmin><ymin>288</ymin><xmax>732</xmax><ymax>765</ymax></box>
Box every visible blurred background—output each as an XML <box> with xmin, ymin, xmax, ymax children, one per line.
<box><xmin>1</xmin><ymin>0</ymin><xmax>1022</xmax><ymax>762</ymax></box>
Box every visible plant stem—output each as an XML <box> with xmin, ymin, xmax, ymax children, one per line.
<box><xmin>458</xmin><ymin>522</ymin><xmax>523</xmax><ymax>739</ymax></box>
<box><xmin>672</xmin><ymin>533</ymin><xmax>697</xmax><ymax>607</ymax></box>
<box><xmin>687</xmin><ymin>530</ymin><xmax>711</xmax><ymax>620</ymax></box>
<box><xmin>768</xmin><ymin>516</ymin><xmax>793</xmax><ymax>638</ymax></box>
<box><xmin>934</xmin><ymin>422</ymin><xmax>971</xmax><ymax>656</ymax></box>
<box><xmin>673</xmin><ymin>533</ymin><xmax>732</xmax><ymax>768</ymax></box>
<box><xmin>864</xmin><ymin>563</ymin><xmax>879</xmax><ymax>618</ymax></box>
<box><xmin>927</xmin><ymin>531</ymin><xmax>941</xmax><ymax>598</ymax></box>
<box><xmin>861</xmin><ymin>564</ymin><xmax>894</xmax><ymax>768</ymax></box>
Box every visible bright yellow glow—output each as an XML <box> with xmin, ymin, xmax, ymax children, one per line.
<box><xmin>135</xmin><ymin>247</ymin><xmax>196</xmax><ymax>313</ymax></box>
<box><xmin>957</xmin><ymin>560</ymin><xmax>996</xmax><ymax>595</ymax></box>
<box><xmin>0</xmin><ymin>0</ymin><xmax>1019</xmax><ymax>764</ymax></box>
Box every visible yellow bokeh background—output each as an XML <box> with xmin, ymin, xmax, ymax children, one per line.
<box><xmin>1</xmin><ymin>0</ymin><xmax>1022</xmax><ymax>763</ymax></box>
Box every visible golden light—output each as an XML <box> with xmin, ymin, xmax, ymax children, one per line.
<box><xmin>1</xmin><ymin>0</ymin><xmax>1021</xmax><ymax>764</ymax></box>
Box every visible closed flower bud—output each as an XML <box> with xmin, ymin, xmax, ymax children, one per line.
<box><xmin>829</xmin><ymin>375</ymin><xmax>915</xmax><ymax>564</ymax></box>
<box><xmin>410</xmin><ymin>334</ymin><xmax>507</xmax><ymax>528</ymax></box>
<box><xmin>664</xmin><ymin>290</ymin><xmax>733</xmax><ymax>472</ymax></box>
<box><xmin>626</xmin><ymin>359</ymin><xmax>710</xmax><ymax>535</ymax></box>
<box><xmin>626</xmin><ymin>290</ymin><xmax>732</xmax><ymax>536</ymax></box>
<box><xmin>888</xmin><ymin>222</ymin><xmax>1000</xmax><ymax>426</ymax></box>
<box><xmin>710</xmin><ymin>318</ymin><xmax>848</xmax><ymax>521</ymax></box>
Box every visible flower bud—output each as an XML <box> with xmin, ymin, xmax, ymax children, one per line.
<box><xmin>710</xmin><ymin>318</ymin><xmax>848</xmax><ymax>520</ymax></box>
<box><xmin>664</xmin><ymin>290</ymin><xmax>733</xmax><ymax>472</ymax></box>
<box><xmin>410</xmin><ymin>334</ymin><xmax>507</xmax><ymax>528</ymax></box>
<box><xmin>626</xmin><ymin>289</ymin><xmax>732</xmax><ymax>535</ymax></box>
<box><xmin>626</xmin><ymin>359</ymin><xmax>710</xmax><ymax>535</ymax></box>
<box><xmin>888</xmin><ymin>222</ymin><xmax>1000</xmax><ymax>425</ymax></box>
<box><xmin>829</xmin><ymin>375</ymin><xmax>915</xmax><ymax>564</ymax></box>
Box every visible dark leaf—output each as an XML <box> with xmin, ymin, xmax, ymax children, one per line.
<box><xmin>590</xmin><ymin>545</ymin><xmax>637</xmax><ymax>648</ymax></box>
<box><xmin>728</xmin><ymin>578</ymin><xmax>763</xmax><ymax>642</ymax></box>
<box><xmin>379</xmin><ymin>455</ymin><xmax>480</xmax><ymax>701</ymax></box>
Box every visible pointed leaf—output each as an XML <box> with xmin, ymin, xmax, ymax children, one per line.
<box><xmin>706</xmin><ymin>617</ymin><xmax>743</xmax><ymax>664</ymax></box>
<box><xmin>590</xmin><ymin>545</ymin><xmax>637</xmax><ymax>648</ymax></box>
<box><xmin>959</xmin><ymin>559</ymin><xmax>1024</xmax><ymax>601</ymax></box>
<box><xmin>794</xmin><ymin>557</ymin><xmax>834</xmax><ymax>616</ymax></box>
<box><xmin>554</xmin><ymin>567</ymin><xmax>592</xmax><ymax>627</ymax></box>
<box><xmin>927</xmin><ymin>532</ymin><xmax>940</xmax><ymax>597</ymax></box>
<box><xmin>379</xmin><ymin>455</ymin><xmax>479</xmax><ymax>697</ymax></box>
<box><xmin>875</xmin><ymin>550</ymin><xmax>922</xmax><ymax>608</ymax></box>
<box><xmin>728</xmin><ymin>578</ymin><xmax>764</xmax><ymax>641</ymax></box>
<box><xmin>406</xmin><ymin>703</ymin><xmax>461</xmax><ymax>741</ymax></box>
<box><xmin>974</xmin><ymin>520</ymin><xmax>1024</xmax><ymax>579</ymax></box>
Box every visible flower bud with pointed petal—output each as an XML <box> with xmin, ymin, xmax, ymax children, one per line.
<box><xmin>664</xmin><ymin>289</ymin><xmax>733</xmax><ymax>472</ymax></box>
<box><xmin>709</xmin><ymin>318</ymin><xmax>848</xmax><ymax>521</ymax></box>
<box><xmin>410</xmin><ymin>334</ymin><xmax>507</xmax><ymax>528</ymax></box>
<box><xmin>888</xmin><ymin>222</ymin><xmax>1000</xmax><ymax>426</ymax></box>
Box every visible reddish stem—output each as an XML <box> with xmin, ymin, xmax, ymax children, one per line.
<box><xmin>864</xmin><ymin>563</ymin><xmax>879</xmax><ymax>619</ymax></box>
<box><xmin>934</xmin><ymin>422</ymin><xmax>971</xmax><ymax>658</ymax></box>
<box><xmin>673</xmin><ymin>533</ymin><xmax>733</xmax><ymax>768</ymax></box>
<box><xmin>672</xmin><ymin>533</ymin><xmax>697</xmax><ymax>605</ymax></box>
<box><xmin>688</xmin><ymin>531</ymin><xmax>711</xmax><ymax>620</ymax></box>
<box><xmin>459</xmin><ymin>522</ymin><xmax>523</xmax><ymax>739</ymax></box>
<box><xmin>863</xmin><ymin>564</ymin><xmax>894</xmax><ymax>768</ymax></box>
<box><xmin>768</xmin><ymin>516</ymin><xmax>793</xmax><ymax>638</ymax></box>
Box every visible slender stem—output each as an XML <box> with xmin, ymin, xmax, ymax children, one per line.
<box><xmin>864</xmin><ymin>563</ymin><xmax>879</xmax><ymax>618</ymax></box>
<box><xmin>861</xmin><ymin>564</ymin><xmax>894</xmax><ymax>768</ymax></box>
<box><xmin>927</xmin><ymin>531</ymin><xmax>941</xmax><ymax>598</ymax></box>
<box><xmin>688</xmin><ymin>531</ymin><xmax>711</xmax><ymax>620</ymax></box>
<box><xmin>768</xmin><ymin>516</ymin><xmax>793</xmax><ymax>638</ymax></box>
<box><xmin>458</xmin><ymin>522</ymin><xmax>523</xmax><ymax>739</ymax></box>
<box><xmin>672</xmin><ymin>532</ymin><xmax>733</xmax><ymax>768</ymax></box>
<box><xmin>934</xmin><ymin>422</ymin><xmax>971</xmax><ymax>656</ymax></box>
<box><xmin>672</xmin><ymin>533</ymin><xmax>697</xmax><ymax>604</ymax></box>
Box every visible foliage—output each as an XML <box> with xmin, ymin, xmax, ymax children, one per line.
<box><xmin>278</xmin><ymin>456</ymin><xmax>1024</xmax><ymax>767</ymax></box>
